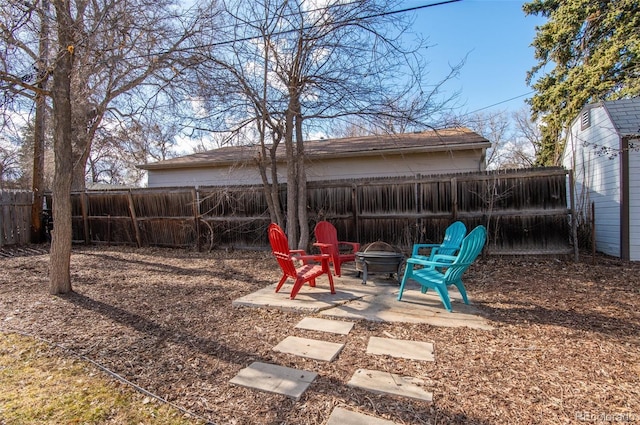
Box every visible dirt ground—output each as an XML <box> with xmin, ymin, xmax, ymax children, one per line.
<box><xmin>1</xmin><ymin>245</ymin><xmax>639</xmax><ymax>424</ymax></box>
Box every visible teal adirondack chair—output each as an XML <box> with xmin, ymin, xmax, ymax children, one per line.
<box><xmin>398</xmin><ymin>225</ymin><xmax>486</xmax><ymax>312</ymax></box>
<box><xmin>411</xmin><ymin>221</ymin><xmax>467</xmax><ymax>262</ymax></box>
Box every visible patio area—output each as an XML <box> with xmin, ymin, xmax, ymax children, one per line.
<box><xmin>232</xmin><ymin>263</ymin><xmax>493</xmax><ymax>330</ymax></box>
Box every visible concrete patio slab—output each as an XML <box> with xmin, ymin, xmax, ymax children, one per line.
<box><xmin>320</xmin><ymin>276</ymin><xmax>492</xmax><ymax>330</ymax></box>
<box><xmin>231</xmin><ymin>281</ymin><xmax>358</xmax><ymax>313</ymax></box>
<box><xmin>326</xmin><ymin>407</ymin><xmax>400</xmax><ymax>425</ymax></box>
<box><xmin>232</xmin><ymin>265</ymin><xmax>492</xmax><ymax>329</ymax></box>
<box><xmin>366</xmin><ymin>336</ymin><xmax>434</xmax><ymax>361</ymax></box>
<box><xmin>347</xmin><ymin>368</ymin><xmax>433</xmax><ymax>402</ymax></box>
<box><xmin>294</xmin><ymin>317</ymin><xmax>354</xmax><ymax>335</ymax></box>
<box><xmin>229</xmin><ymin>362</ymin><xmax>317</xmax><ymax>401</ymax></box>
<box><xmin>272</xmin><ymin>336</ymin><xmax>345</xmax><ymax>361</ymax></box>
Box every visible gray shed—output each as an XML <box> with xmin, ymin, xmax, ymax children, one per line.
<box><xmin>563</xmin><ymin>98</ymin><xmax>640</xmax><ymax>261</ymax></box>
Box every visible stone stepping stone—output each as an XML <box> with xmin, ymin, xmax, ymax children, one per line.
<box><xmin>295</xmin><ymin>317</ymin><xmax>354</xmax><ymax>335</ymax></box>
<box><xmin>367</xmin><ymin>336</ymin><xmax>434</xmax><ymax>362</ymax></box>
<box><xmin>347</xmin><ymin>369</ymin><xmax>433</xmax><ymax>402</ymax></box>
<box><xmin>229</xmin><ymin>362</ymin><xmax>317</xmax><ymax>401</ymax></box>
<box><xmin>326</xmin><ymin>407</ymin><xmax>400</xmax><ymax>425</ymax></box>
<box><xmin>273</xmin><ymin>336</ymin><xmax>344</xmax><ymax>362</ymax></box>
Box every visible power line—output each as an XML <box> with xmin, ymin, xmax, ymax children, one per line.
<box><xmin>346</xmin><ymin>0</ymin><xmax>462</xmax><ymax>21</ymax></box>
<box><xmin>193</xmin><ymin>0</ymin><xmax>462</xmax><ymax>50</ymax></box>
<box><xmin>465</xmin><ymin>91</ymin><xmax>535</xmax><ymax>115</ymax></box>
<box><xmin>76</xmin><ymin>1</ymin><xmax>461</xmax><ymax>67</ymax></box>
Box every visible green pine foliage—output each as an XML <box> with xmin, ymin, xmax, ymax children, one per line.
<box><xmin>524</xmin><ymin>0</ymin><xmax>640</xmax><ymax>165</ymax></box>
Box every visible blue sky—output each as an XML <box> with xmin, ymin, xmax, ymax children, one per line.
<box><xmin>404</xmin><ymin>0</ymin><xmax>547</xmax><ymax>115</ymax></box>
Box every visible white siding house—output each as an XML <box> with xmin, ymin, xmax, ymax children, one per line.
<box><xmin>138</xmin><ymin>127</ymin><xmax>490</xmax><ymax>188</ymax></box>
<box><xmin>563</xmin><ymin>98</ymin><xmax>640</xmax><ymax>261</ymax></box>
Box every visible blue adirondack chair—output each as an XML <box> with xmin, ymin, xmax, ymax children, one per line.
<box><xmin>411</xmin><ymin>221</ymin><xmax>467</xmax><ymax>262</ymax></box>
<box><xmin>398</xmin><ymin>225</ymin><xmax>486</xmax><ymax>312</ymax></box>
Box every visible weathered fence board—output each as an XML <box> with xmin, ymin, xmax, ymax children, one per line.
<box><xmin>0</xmin><ymin>191</ymin><xmax>32</xmax><ymax>247</ymax></box>
<box><xmin>62</xmin><ymin>167</ymin><xmax>572</xmax><ymax>254</ymax></box>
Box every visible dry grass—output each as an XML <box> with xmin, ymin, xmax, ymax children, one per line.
<box><xmin>1</xmin><ymin>245</ymin><xmax>639</xmax><ymax>424</ymax></box>
<box><xmin>0</xmin><ymin>332</ymin><xmax>205</xmax><ymax>424</ymax></box>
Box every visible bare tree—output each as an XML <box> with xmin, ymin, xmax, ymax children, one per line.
<box><xmin>465</xmin><ymin>110</ymin><xmax>511</xmax><ymax>169</ymax></box>
<box><xmin>7</xmin><ymin>121</ymin><xmax>55</xmax><ymax>190</ymax></box>
<box><xmin>193</xmin><ymin>0</ymin><xmax>461</xmax><ymax>249</ymax></box>
<box><xmin>3</xmin><ymin>0</ymin><xmax>212</xmax><ymax>187</ymax></box>
<box><xmin>87</xmin><ymin>118</ymin><xmax>179</xmax><ymax>186</ymax></box>
<box><xmin>1</xmin><ymin>0</ymin><xmax>216</xmax><ymax>293</ymax></box>
<box><xmin>0</xmin><ymin>141</ymin><xmax>22</xmax><ymax>188</ymax></box>
<box><xmin>458</xmin><ymin>107</ymin><xmax>538</xmax><ymax>170</ymax></box>
<box><xmin>0</xmin><ymin>0</ymin><xmax>51</xmax><ymax>237</ymax></box>
<box><xmin>510</xmin><ymin>107</ymin><xmax>540</xmax><ymax>168</ymax></box>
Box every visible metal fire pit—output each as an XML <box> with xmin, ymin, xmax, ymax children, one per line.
<box><xmin>355</xmin><ymin>241</ymin><xmax>405</xmax><ymax>285</ymax></box>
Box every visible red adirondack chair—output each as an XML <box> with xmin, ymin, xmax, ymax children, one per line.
<box><xmin>268</xmin><ymin>223</ymin><xmax>335</xmax><ymax>300</ymax></box>
<box><xmin>313</xmin><ymin>221</ymin><xmax>360</xmax><ymax>277</ymax></box>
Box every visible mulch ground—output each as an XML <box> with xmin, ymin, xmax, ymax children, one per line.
<box><xmin>1</xmin><ymin>245</ymin><xmax>639</xmax><ymax>424</ymax></box>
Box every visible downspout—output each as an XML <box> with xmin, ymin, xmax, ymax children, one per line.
<box><xmin>620</xmin><ymin>136</ymin><xmax>630</xmax><ymax>260</ymax></box>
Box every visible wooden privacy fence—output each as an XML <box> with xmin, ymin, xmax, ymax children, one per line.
<box><xmin>64</xmin><ymin>167</ymin><xmax>573</xmax><ymax>255</ymax></box>
<box><xmin>0</xmin><ymin>190</ymin><xmax>32</xmax><ymax>247</ymax></box>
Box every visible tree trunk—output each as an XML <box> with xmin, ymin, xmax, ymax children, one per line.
<box><xmin>71</xmin><ymin>148</ymin><xmax>88</xmax><ymax>190</ymax></box>
<box><xmin>31</xmin><ymin>0</ymin><xmax>50</xmax><ymax>243</ymax></box>
<box><xmin>269</xmin><ymin>134</ymin><xmax>285</xmax><ymax>227</ymax></box>
<box><xmin>70</xmin><ymin>116</ymin><xmax>93</xmax><ymax>191</ymax></box>
<box><xmin>294</xmin><ymin>108</ymin><xmax>309</xmax><ymax>250</ymax></box>
<box><xmin>49</xmin><ymin>0</ymin><xmax>74</xmax><ymax>295</ymax></box>
<box><xmin>258</xmin><ymin>134</ymin><xmax>285</xmax><ymax>228</ymax></box>
<box><xmin>70</xmin><ymin>88</ymin><xmax>102</xmax><ymax>191</ymax></box>
<box><xmin>257</xmin><ymin>151</ymin><xmax>277</xmax><ymax>223</ymax></box>
<box><xmin>284</xmin><ymin>100</ymin><xmax>298</xmax><ymax>248</ymax></box>
<box><xmin>31</xmin><ymin>91</ymin><xmax>47</xmax><ymax>242</ymax></box>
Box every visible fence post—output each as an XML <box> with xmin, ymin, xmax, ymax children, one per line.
<box><xmin>127</xmin><ymin>191</ymin><xmax>142</xmax><ymax>247</ymax></box>
<box><xmin>568</xmin><ymin>170</ymin><xmax>579</xmax><ymax>262</ymax></box>
<box><xmin>415</xmin><ymin>174</ymin><xmax>422</xmax><ymax>240</ymax></box>
<box><xmin>591</xmin><ymin>201</ymin><xmax>596</xmax><ymax>265</ymax></box>
<box><xmin>450</xmin><ymin>177</ymin><xmax>458</xmax><ymax>220</ymax></box>
<box><xmin>81</xmin><ymin>191</ymin><xmax>90</xmax><ymax>244</ymax></box>
<box><xmin>351</xmin><ymin>183</ymin><xmax>359</xmax><ymax>241</ymax></box>
<box><xmin>31</xmin><ymin>189</ymin><xmax>42</xmax><ymax>243</ymax></box>
<box><xmin>192</xmin><ymin>188</ymin><xmax>201</xmax><ymax>252</ymax></box>
<box><xmin>18</xmin><ymin>192</ymin><xmax>31</xmax><ymax>245</ymax></box>
<box><xmin>0</xmin><ymin>191</ymin><xmax>6</xmax><ymax>246</ymax></box>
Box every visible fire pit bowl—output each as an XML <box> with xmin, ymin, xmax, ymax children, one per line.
<box><xmin>355</xmin><ymin>241</ymin><xmax>405</xmax><ymax>285</ymax></box>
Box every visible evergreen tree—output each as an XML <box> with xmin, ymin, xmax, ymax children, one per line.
<box><xmin>524</xmin><ymin>0</ymin><xmax>640</xmax><ymax>165</ymax></box>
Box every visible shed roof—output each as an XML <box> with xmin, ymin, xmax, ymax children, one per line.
<box><xmin>602</xmin><ymin>97</ymin><xmax>640</xmax><ymax>137</ymax></box>
<box><xmin>138</xmin><ymin>127</ymin><xmax>490</xmax><ymax>171</ymax></box>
